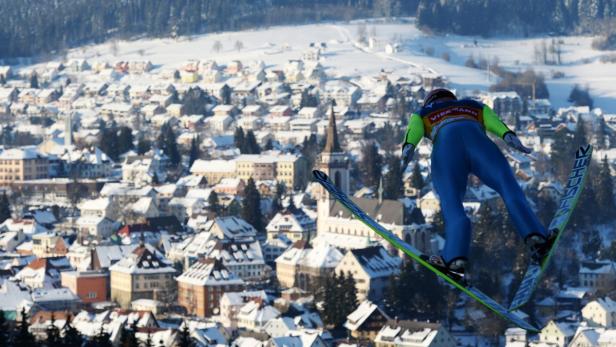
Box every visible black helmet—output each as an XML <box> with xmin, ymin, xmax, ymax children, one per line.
<box><xmin>424</xmin><ymin>88</ymin><xmax>457</xmax><ymax>106</ymax></box>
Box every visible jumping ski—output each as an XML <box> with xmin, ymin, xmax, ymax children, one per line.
<box><xmin>509</xmin><ymin>144</ymin><xmax>593</xmax><ymax>311</ymax></box>
<box><xmin>313</xmin><ymin>169</ymin><xmax>540</xmax><ymax>332</ymax></box>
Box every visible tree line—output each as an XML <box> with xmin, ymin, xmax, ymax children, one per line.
<box><xmin>0</xmin><ymin>0</ymin><xmax>418</xmax><ymax>60</ymax></box>
<box><xmin>417</xmin><ymin>0</ymin><xmax>616</xmax><ymax>37</ymax></box>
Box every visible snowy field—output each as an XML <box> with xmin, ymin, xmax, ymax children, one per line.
<box><xmin>55</xmin><ymin>18</ymin><xmax>616</xmax><ymax>112</ymax></box>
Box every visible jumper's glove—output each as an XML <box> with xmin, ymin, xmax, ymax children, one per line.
<box><xmin>504</xmin><ymin>132</ymin><xmax>532</xmax><ymax>154</ymax></box>
<box><xmin>400</xmin><ymin>143</ymin><xmax>415</xmax><ymax>173</ymax></box>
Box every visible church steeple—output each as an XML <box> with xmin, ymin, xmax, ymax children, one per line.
<box><xmin>323</xmin><ymin>104</ymin><xmax>342</xmax><ymax>153</ymax></box>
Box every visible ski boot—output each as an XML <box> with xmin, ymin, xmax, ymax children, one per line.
<box><xmin>421</xmin><ymin>255</ymin><xmax>468</xmax><ymax>286</ymax></box>
<box><xmin>525</xmin><ymin>230</ymin><xmax>558</xmax><ymax>266</ymax></box>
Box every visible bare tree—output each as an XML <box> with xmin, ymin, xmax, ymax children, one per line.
<box><xmin>212</xmin><ymin>40</ymin><xmax>222</xmax><ymax>53</ymax></box>
<box><xmin>234</xmin><ymin>40</ymin><xmax>244</xmax><ymax>52</ymax></box>
<box><xmin>110</xmin><ymin>39</ymin><xmax>119</xmax><ymax>57</ymax></box>
<box><xmin>357</xmin><ymin>23</ymin><xmax>368</xmax><ymax>44</ymax></box>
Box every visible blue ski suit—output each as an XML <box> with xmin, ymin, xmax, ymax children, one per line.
<box><xmin>403</xmin><ymin>99</ymin><xmax>546</xmax><ymax>264</ymax></box>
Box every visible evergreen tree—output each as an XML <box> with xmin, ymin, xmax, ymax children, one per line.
<box><xmin>177</xmin><ymin>323</ymin><xmax>193</xmax><ymax>347</ymax></box>
<box><xmin>119</xmin><ymin>323</ymin><xmax>138</xmax><ymax>347</ymax></box>
<box><xmin>595</xmin><ymin>156</ymin><xmax>615</xmax><ymax>222</ymax></box>
<box><xmin>408</xmin><ymin>207</ymin><xmax>425</xmax><ymax>224</ymax></box>
<box><xmin>582</xmin><ymin>229</ymin><xmax>602</xmax><ymax>259</ymax></box>
<box><xmin>30</xmin><ymin>72</ymin><xmax>39</xmax><ymax>88</ymax></box>
<box><xmin>551</xmin><ymin>128</ymin><xmax>574</xmax><ymax>181</ymax></box>
<box><xmin>573</xmin><ymin>116</ymin><xmax>588</xmax><ymax>149</ymax></box>
<box><xmin>117</xmin><ymin>126</ymin><xmax>134</xmax><ymax>155</ymax></box>
<box><xmin>13</xmin><ymin>307</ymin><xmax>35</xmax><ymax>346</ymax></box>
<box><xmin>92</xmin><ymin>325</ymin><xmax>112</xmax><ymax>347</ymax></box>
<box><xmin>241</xmin><ymin>178</ymin><xmax>264</xmax><ymax>234</ymax></box>
<box><xmin>100</xmin><ymin>126</ymin><xmax>120</xmax><ymax>161</ymax></box>
<box><xmin>136</xmin><ymin>134</ymin><xmax>151</xmax><ymax>155</ymax></box>
<box><xmin>359</xmin><ymin>141</ymin><xmax>382</xmax><ymax>189</ymax></box>
<box><xmin>319</xmin><ymin>273</ymin><xmax>337</xmax><ymax>326</ymax></box>
<box><xmin>233</xmin><ymin>127</ymin><xmax>245</xmax><ymax>151</ymax></box>
<box><xmin>188</xmin><ymin>137</ymin><xmax>200</xmax><ymax>168</ymax></box>
<box><xmin>0</xmin><ymin>75</ymin><xmax>6</xmax><ymax>85</ymax></box>
<box><xmin>62</xmin><ymin>315</ymin><xmax>84</xmax><ymax>347</ymax></box>
<box><xmin>244</xmin><ymin>130</ymin><xmax>261</xmax><ymax>154</ymax></box>
<box><xmin>0</xmin><ymin>192</ymin><xmax>10</xmax><ymax>223</ymax></box>
<box><xmin>208</xmin><ymin>191</ymin><xmax>221</xmax><ymax>216</ymax></box>
<box><xmin>0</xmin><ymin>309</ymin><xmax>8</xmax><ymax>347</ymax></box>
<box><xmin>410</xmin><ymin>164</ymin><xmax>424</xmax><ymax>191</ymax></box>
<box><xmin>342</xmin><ymin>272</ymin><xmax>358</xmax><ymax>315</ymax></box>
<box><xmin>46</xmin><ymin>313</ymin><xmax>62</xmax><ymax>347</ymax></box>
<box><xmin>157</xmin><ymin>123</ymin><xmax>180</xmax><ymax>166</ymax></box>
<box><xmin>264</xmin><ymin>138</ymin><xmax>274</xmax><ymax>151</ymax></box>
<box><xmin>383</xmin><ymin>155</ymin><xmax>402</xmax><ymax>200</ymax></box>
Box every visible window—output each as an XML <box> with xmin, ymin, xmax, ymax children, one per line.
<box><xmin>88</xmin><ymin>292</ymin><xmax>97</xmax><ymax>299</ymax></box>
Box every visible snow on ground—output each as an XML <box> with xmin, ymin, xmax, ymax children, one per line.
<box><xmin>48</xmin><ymin>17</ymin><xmax>616</xmax><ymax>112</ymax></box>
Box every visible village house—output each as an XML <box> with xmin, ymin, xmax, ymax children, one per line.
<box><xmin>0</xmin><ymin>147</ymin><xmax>49</xmax><ymax>185</ymax></box>
<box><xmin>109</xmin><ymin>243</ymin><xmax>176</xmax><ymax>309</ymax></box>
<box><xmin>275</xmin><ymin>240</ymin><xmax>342</xmax><ymax>291</ymax></box>
<box><xmin>373</xmin><ymin>320</ymin><xmax>457</xmax><ymax>347</ymax></box>
<box><xmin>344</xmin><ymin>301</ymin><xmax>391</xmax><ymax>340</ymax></box>
<box><xmin>582</xmin><ymin>297</ymin><xmax>616</xmax><ymax>328</ymax></box>
<box><xmin>176</xmin><ymin>258</ymin><xmax>244</xmax><ymax>317</ymax></box>
<box><xmin>335</xmin><ymin>246</ymin><xmax>401</xmax><ymax>302</ymax></box>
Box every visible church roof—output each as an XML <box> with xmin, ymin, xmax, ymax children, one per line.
<box><xmin>329</xmin><ymin>196</ymin><xmax>404</xmax><ymax>225</ymax></box>
<box><xmin>322</xmin><ymin>105</ymin><xmax>342</xmax><ymax>153</ymax></box>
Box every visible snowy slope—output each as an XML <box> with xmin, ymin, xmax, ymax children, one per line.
<box><xmin>46</xmin><ymin>18</ymin><xmax>616</xmax><ymax>112</ymax></box>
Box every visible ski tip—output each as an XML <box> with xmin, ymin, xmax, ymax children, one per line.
<box><xmin>577</xmin><ymin>144</ymin><xmax>593</xmax><ymax>156</ymax></box>
<box><xmin>312</xmin><ymin>170</ymin><xmax>328</xmax><ymax>181</ymax></box>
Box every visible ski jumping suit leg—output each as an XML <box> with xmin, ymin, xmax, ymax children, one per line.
<box><xmin>431</xmin><ymin>120</ymin><xmax>547</xmax><ymax>264</ymax></box>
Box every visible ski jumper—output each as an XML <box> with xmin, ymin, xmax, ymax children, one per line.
<box><xmin>404</xmin><ymin>99</ymin><xmax>547</xmax><ymax>264</ymax></box>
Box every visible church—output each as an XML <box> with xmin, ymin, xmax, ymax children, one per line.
<box><xmin>313</xmin><ymin>106</ymin><xmax>435</xmax><ymax>254</ymax></box>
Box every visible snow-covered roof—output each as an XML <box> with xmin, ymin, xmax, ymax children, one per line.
<box><xmin>0</xmin><ymin>147</ymin><xmax>45</xmax><ymax>160</ymax></box>
<box><xmin>176</xmin><ymin>258</ymin><xmax>243</xmax><ymax>286</ymax></box>
<box><xmin>347</xmin><ymin>246</ymin><xmax>401</xmax><ymax>278</ymax></box>
<box><xmin>190</xmin><ymin>159</ymin><xmax>236</xmax><ymax>173</ymax></box>
<box><xmin>344</xmin><ymin>300</ymin><xmax>388</xmax><ymax>331</ymax></box>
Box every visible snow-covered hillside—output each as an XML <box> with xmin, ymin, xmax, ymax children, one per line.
<box><xmin>47</xmin><ymin>18</ymin><xmax>616</xmax><ymax>111</ymax></box>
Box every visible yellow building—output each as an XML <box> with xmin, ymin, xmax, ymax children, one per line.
<box><xmin>110</xmin><ymin>244</ymin><xmax>176</xmax><ymax>309</ymax></box>
<box><xmin>0</xmin><ymin>147</ymin><xmax>49</xmax><ymax>185</ymax></box>
<box><xmin>235</xmin><ymin>154</ymin><xmax>306</xmax><ymax>190</ymax></box>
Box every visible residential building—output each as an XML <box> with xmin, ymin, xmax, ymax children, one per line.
<box><xmin>266</xmin><ymin>205</ymin><xmax>316</xmax><ymax>242</ymax></box>
<box><xmin>344</xmin><ymin>300</ymin><xmax>390</xmax><ymax>340</ymax></box>
<box><xmin>275</xmin><ymin>241</ymin><xmax>342</xmax><ymax>291</ymax></box>
<box><xmin>538</xmin><ymin>320</ymin><xmax>576</xmax><ymax>347</ymax></box>
<box><xmin>579</xmin><ymin>261</ymin><xmax>616</xmax><ymax>293</ymax></box>
<box><xmin>582</xmin><ymin>297</ymin><xmax>616</xmax><ymax>328</ymax></box>
<box><xmin>177</xmin><ymin>258</ymin><xmax>244</xmax><ymax>317</ymax></box>
<box><xmin>32</xmin><ymin>232</ymin><xmax>68</xmax><ymax>258</ymax></box>
<box><xmin>219</xmin><ymin>290</ymin><xmax>268</xmax><ymax>328</ymax></box>
<box><xmin>374</xmin><ymin>320</ymin><xmax>457</xmax><ymax>347</ymax></box>
<box><xmin>335</xmin><ymin>246</ymin><xmax>401</xmax><ymax>302</ymax></box>
<box><xmin>109</xmin><ymin>243</ymin><xmax>176</xmax><ymax>308</ymax></box>
<box><xmin>237</xmin><ymin>299</ymin><xmax>281</xmax><ymax>333</ymax></box>
<box><xmin>61</xmin><ymin>270</ymin><xmax>109</xmax><ymax>303</ymax></box>
<box><xmin>0</xmin><ymin>147</ymin><xmax>49</xmax><ymax>185</ymax></box>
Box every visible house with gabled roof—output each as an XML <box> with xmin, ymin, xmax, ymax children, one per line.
<box><xmin>177</xmin><ymin>258</ymin><xmax>244</xmax><ymax>317</ymax></box>
<box><xmin>109</xmin><ymin>243</ymin><xmax>176</xmax><ymax>308</ymax></box>
<box><xmin>344</xmin><ymin>300</ymin><xmax>390</xmax><ymax>340</ymax></box>
<box><xmin>373</xmin><ymin>319</ymin><xmax>456</xmax><ymax>347</ymax></box>
<box><xmin>335</xmin><ymin>246</ymin><xmax>401</xmax><ymax>302</ymax></box>
<box><xmin>582</xmin><ymin>297</ymin><xmax>616</xmax><ymax>328</ymax></box>
<box><xmin>538</xmin><ymin>320</ymin><xmax>576</xmax><ymax>347</ymax></box>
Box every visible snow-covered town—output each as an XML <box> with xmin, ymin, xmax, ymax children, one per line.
<box><xmin>0</xmin><ymin>13</ymin><xmax>615</xmax><ymax>347</ymax></box>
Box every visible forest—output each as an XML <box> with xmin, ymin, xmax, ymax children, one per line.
<box><xmin>0</xmin><ymin>0</ymin><xmax>614</xmax><ymax>60</ymax></box>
